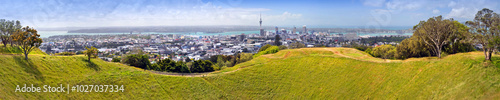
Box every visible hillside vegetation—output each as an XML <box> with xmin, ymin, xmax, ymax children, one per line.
<box><xmin>1</xmin><ymin>47</ymin><xmax>500</xmax><ymax>99</ymax></box>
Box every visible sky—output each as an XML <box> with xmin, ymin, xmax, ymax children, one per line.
<box><xmin>0</xmin><ymin>0</ymin><xmax>499</xmax><ymax>29</ymax></box>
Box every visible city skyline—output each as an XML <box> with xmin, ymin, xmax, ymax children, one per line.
<box><xmin>0</xmin><ymin>0</ymin><xmax>499</xmax><ymax>29</ymax></box>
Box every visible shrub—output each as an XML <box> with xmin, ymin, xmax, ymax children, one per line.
<box><xmin>253</xmin><ymin>46</ymin><xmax>279</xmax><ymax>58</ymax></box>
<box><xmin>112</xmin><ymin>57</ymin><xmax>120</xmax><ymax>62</ymax></box>
<box><xmin>371</xmin><ymin>44</ymin><xmax>396</xmax><ymax>59</ymax></box>
<box><xmin>278</xmin><ymin>45</ymin><xmax>288</xmax><ymax>50</ymax></box>
<box><xmin>122</xmin><ymin>54</ymin><xmax>151</xmax><ymax>69</ymax></box>
<box><xmin>258</xmin><ymin>44</ymin><xmax>273</xmax><ymax>52</ymax></box>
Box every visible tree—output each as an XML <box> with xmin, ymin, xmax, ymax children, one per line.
<box><xmin>395</xmin><ymin>37</ymin><xmax>431</xmax><ymax>59</ymax></box>
<box><xmin>83</xmin><ymin>46</ymin><xmax>98</xmax><ymax>61</ymax></box>
<box><xmin>122</xmin><ymin>54</ymin><xmax>151</xmax><ymax>69</ymax></box>
<box><xmin>258</xmin><ymin>44</ymin><xmax>272</xmax><ymax>52</ymax></box>
<box><xmin>0</xmin><ymin>20</ymin><xmax>22</xmax><ymax>47</ymax></box>
<box><xmin>0</xmin><ymin>19</ymin><xmax>10</xmax><ymax>47</ymax></box>
<box><xmin>275</xmin><ymin>35</ymin><xmax>281</xmax><ymax>46</ymax></box>
<box><xmin>10</xmin><ymin>20</ymin><xmax>22</xmax><ymax>46</ymax></box>
<box><xmin>185</xmin><ymin>57</ymin><xmax>192</xmax><ymax>62</ymax></box>
<box><xmin>289</xmin><ymin>42</ymin><xmax>305</xmax><ymax>49</ymax></box>
<box><xmin>413</xmin><ymin>15</ymin><xmax>464</xmax><ymax>58</ymax></box>
<box><xmin>466</xmin><ymin>8</ymin><xmax>500</xmax><ymax>61</ymax></box>
<box><xmin>11</xmin><ymin>26</ymin><xmax>42</xmax><ymax>60</ymax></box>
<box><xmin>371</xmin><ymin>44</ymin><xmax>396</xmax><ymax>59</ymax></box>
<box><xmin>278</xmin><ymin>45</ymin><xmax>287</xmax><ymax>50</ymax></box>
<box><xmin>112</xmin><ymin>57</ymin><xmax>121</xmax><ymax>62</ymax></box>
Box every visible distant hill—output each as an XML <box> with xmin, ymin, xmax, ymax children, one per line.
<box><xmin>1</xmin><ymin>47</ymin><xmax>500</xmax><ymax>99</ymax></box>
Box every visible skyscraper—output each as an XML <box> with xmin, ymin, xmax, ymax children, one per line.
<box><xmin>275</xmin><ymin>26</ymin><xmax>279</xmax><ymax>34</ymax></box>
<box><xmin>259</xmin><ymin>13</ymin><xmax>265</xmax><ymax>36</ymax></box>
<box><xmin>259</xmin><ymin>13</ymin><xmax>262</xmax><ymax>28</ymax></box>
<box><xmin>303</xmin><ymin>25</ymin><xmax>307</xmax><ymax>35</ymax></box>
<box><xmin>293</xmin><ymin>26</ymin><xmax>296</xmax><ymax>34</ymax></box>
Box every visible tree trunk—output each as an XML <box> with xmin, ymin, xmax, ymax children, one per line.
<box><xmin>25</xmin><ymin>53</ymin><xmax>28</xmax><ymax>60</ymax></box>
<box><xmin>488</xmin><ymin>49</ymin><xmax>493</xmax><ymax>61</ymax></box>
<box><xmin>437</xmin><ymin>50</ymin><xmax>441</xmax><ymax>58</ymax></box>
<box><xmin>2</xmin><ymin>41</ymin><xmax>6</xmax><ymax>47</ymax></box>
<box><xmin>436</xmin><ymin>46</ymin><xmax>442</xmax><ymax>58</ymax></box>
<box><xmin>88</xmin><ymin>56</ymin><xmax>91</xmax><ymax>62</ymax></box>
<box><xmin>484</xmin><ymin>48</ymin><xmax>492</xmax><ymax>61</ymax></box>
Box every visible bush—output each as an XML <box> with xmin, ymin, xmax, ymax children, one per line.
<box><xmin>370</xmin><ymin>44</ymin><xmax>396</xmax><ymax>59</ymax></box>
<box><xmin>253</xmin><ymin>46</ymin><xmax>280</xmax><ymax>58</ymax></box>
<box><xmin>122</xmin><ymin>54</ymin><xmax>151</xmax><ymax>69</ymax></box>
<box><xmin>152</xmin><ymin>59</ymin><xmax>190</xmax><ymax>73</ymax></box>
<box><xmin>278</xmin><ymin>45</ymin><xmax>288</xmax><ymax>50</ymax></box>
<box><xmin>258</xmin><ymin>44</ymin><xmax>273</xmax><ymax>52</ymax></box>
<box><xmin>289</xmin><ymin>42</ymin><xmax>306</xmax><ymax>49</ymax></box>
<box><xmin>236</xmin><ymin>53</ymin><xmax>253</xmax><ymax>63</ymax></box>
<box><xmin>190</xmin><ymin>60</ymin><xmax>214</xmax><ymax>73</ymax></box>
<box><xmin>111</xmin><ymin>57</ymin><xmax>120</xmax><ymax>62</ymax></box>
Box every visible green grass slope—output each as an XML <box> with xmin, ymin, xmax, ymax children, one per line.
<box><xmin>0</xmin><ymin>44</ymin><xmax>46</xmax><ymax>55</ymax></box>
<box><xmin>1</xmin><ymin>47</ymin><xmax>500</xmax><ymax>99</ymax></box>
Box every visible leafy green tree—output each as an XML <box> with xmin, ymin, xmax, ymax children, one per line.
<box><xmin>289</xmin><ymin>42</ymin><xmax>306</xmax><ymax>49</ymax></box>
<box><xmin>216</xmin><ymin>56</ymin><xmax>225</xmax><ymax>68</ymax></box>
<box><xmin>395</xmin><ymin>37</ymin><xmax>431</xmax><ymax>59</ymax></box>
<box><xmin>258</xmin><ymin>44</ymin><xmax>273</xmax><ymax>52</ymax></box>
<box><xmin>275</xmin><ymin>35</ymin><xmax>281</xmax><ymax>46</ymax></box>
<box><xmin>185</xmin><ymin>57</ymin><xmax>192</xmax><ymax>62</ymax></box>
<box><xmin>83</xmin><ymin>46</ymin><xmax>98</xmax><ymax>61</ymax></box>
<box><xmin>122</xmin><ymin>54</ymin><xmax>151</xmax><ymax>69</ymax></box>
<box><xmin>236</xmin><ymin>53</ymin><xmax>253</xmax><ymax>63</ymax></box>
<box><xmin>278</xmin><ymin>45</ymin><xmax>287</xmax><ymax>50</ymax></box>
<box><xmin>413</xmin><ymin>15</ymin><xmax>465</xmax><ymax>58</ymax></box>
<box><xmin>11</xmin><ymin>26</ymin><xmax>42</xmax><ymax>60</ymax></box>
<box><xmin>466</xmin><ymin>8</ymin><xmax>500</xmax><ymax>61</ymax></box>
<box><xmin>371</xmin><ymin>45</ymin><xmax>396</xmax><ymax>59</ymax></box>
<box><xmin>112</xmin><ymin>57</ymin><xmax>121</xmax><ymax>62</ymax></box>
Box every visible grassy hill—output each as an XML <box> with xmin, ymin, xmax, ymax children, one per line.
<box><xmin>0</xmin><ymin>44</ymin><xmax>46</xmax><ymax>55</ymax></box>
<box><xmin>1</xmin><ymin>47</ymin><xmax>500</xmax><ymax>99</ymax></box>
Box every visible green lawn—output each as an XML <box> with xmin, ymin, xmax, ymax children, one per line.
<box><xmin>1</xmin><ymin>47</ymin><xmax>500</xmax><ymax>99</ymax></box>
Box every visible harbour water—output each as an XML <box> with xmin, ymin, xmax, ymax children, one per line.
<box><xmin>38</xmin><ymin>31</ymin><xmax>413</xmax><ymax>38</ymax></box>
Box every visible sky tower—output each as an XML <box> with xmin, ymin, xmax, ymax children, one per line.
<box><xmin>259</xmin><ymin>13</ymin><xmax>265</xmax><ymax>36</ymax></box>
<box><xmin>259</xmin><ymin>13</ymin><xmax>262</xmax><ymax>29</ymax></box>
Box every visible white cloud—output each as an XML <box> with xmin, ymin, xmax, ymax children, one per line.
<box><xmin>22</xmin><ymin>1</ymin><xmax>303</xmax><ymax>28</ymax></box>
<box><xmin>385</xmin><ymin>0</ymin><xmax>423</xmax><ymax>12</ymax></box>
<box><xmin>448</xmin><ymin>1</ymin><xmax>456</xmax><ymax>7</ymax></box>
<box><xmin>432</xmin><ymin>9</ymin><xmax>440</xmax><ymax>14</ymax></box>
<box><xmin>361</xmin><ymin>0</ymin><xmax>386</xmax><ymax>7</ymax></box>
<box><xmin>444</xmin><ymin>0</ymin><xmax>498</xmax><ymax>19</ymax></box>
<box><xmin>446</xmin><ymin>7</ymin><xmax>478</xmax><ymax>19</ymax></box>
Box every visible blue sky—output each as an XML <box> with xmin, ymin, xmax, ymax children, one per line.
<box><xmin>0</xmin><ymin>0</ymin><xmax>498</xmax><ymax>29</ymax></box>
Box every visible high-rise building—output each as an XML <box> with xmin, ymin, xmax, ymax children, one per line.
<box><xmin>259</xmin><ymin>13</ymin><xmax>265</xmax><ymax>36</ymax></box>
<box><xmin>275</xmin><ymin>26</ymin><xmax>279</xmax><ymax>34</ymax></box>
<box><xmin>303</xmin><ymin>25</ymin><xmax>307</xmax><ymax>35</ymax></box>
<box><xmin>293</xmin><ymin>26</ymin><xmax>296</xmax><ymax>34</ymax></box>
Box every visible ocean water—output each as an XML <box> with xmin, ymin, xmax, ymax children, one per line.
<box><xmin>38</xmin><ymin>31</ymin><xmax>412</xmax><ymax>38</ymax></box>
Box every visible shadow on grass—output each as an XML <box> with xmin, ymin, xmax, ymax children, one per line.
<box><xmin>13</xmin><ymin>56</ymin><xmax>45</xmax><ymax>82</ymax></box>
<box><xmin>80</xmin><ymin>58</ymin><xmax>101</xmax><ymax>71</ymax></box>
<box><xmin>491</xmin><ymin>56</ymin><xmax>500</xmax><ymax>68</ymax></box>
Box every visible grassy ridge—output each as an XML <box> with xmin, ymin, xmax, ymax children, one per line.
<box><xmin>1</xmin><ymin>47</ymin><xmax>500</xmax><ymax>99</ymax></box>
<box><xmin>0</xmin><ymin>44</ymin><xmax>46</xmax><ymax>55</ymax></box>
